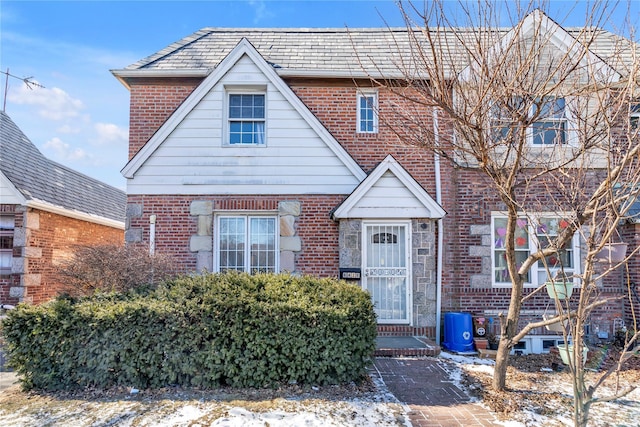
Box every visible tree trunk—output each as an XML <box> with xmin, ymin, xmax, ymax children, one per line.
<box><xmin>492</xmin><ymin>334</ymin><xmax>511</xmax><ymax>390</ymax></box>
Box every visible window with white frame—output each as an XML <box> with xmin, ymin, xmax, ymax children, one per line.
<box><xmin>492</xmin><ymin>214</ymin><xmax>579</xmax><ymax>287</ymax></box>
<box><xmin>531</xmin><ymin>97</ymin><xmax>567</xmax><ymax>145</ymax></box>
<box><xmin>489</xmin><ymin>96</ymin><xmax>568</xmax><ymax>145</ymax></box>
<box><xmin>631</xmin><ymin>102</ymin><xmax>640</xmax><ymax>131</ymax></box>
<box><xmin>216</xmin><ymin>215</ymin><xmax>277</xmax><ymax>273</ymax></box>
<box><xmin>228</xmin><ymin>93</ymin><xmax>266</xmax><ymax>145</ymax></box>
<box><xmin>357</xmin><ymin>92</ymin><xmax>378</xmax><ymax>133</ymax></box>
<box><xmin>0</xmin><ymin>216</ymin><xmax>14</xmax><ymax>275</ymax></box>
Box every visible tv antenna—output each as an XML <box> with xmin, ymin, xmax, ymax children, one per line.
<box><xmin>2</xmin><ymin>68</ymin><xmax>45</xmax><ymax>112</ymax></box>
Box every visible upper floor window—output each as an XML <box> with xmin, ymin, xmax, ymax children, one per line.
<box><xmin>216</xmin><ymin>215</ymin><xmax>277</xmax><ymax>274</ymax></box>
<box><xmin>0</xmin><ymin>215</ymin><xmax>14</xmax><ymax>275</ymax></box>
<box><xmin>631</xmin><ymin>102</ymin><xmax>640</xmax><ymax>131</ymax></box>
<box><xmin>357</xmin><ymin>92</ymin><xmax>378</xmax><ymax>133</ymax></box>
<box><xmin>531</xmin><ymin>97</ymin><xmax>567</xmax><ymax>145</ymax></box>
<box><xmin>492</xmin><ymin>214</ymin><xmax>579</xmax><ymax>287</ymax></box>
<box><xmin>228</xmin><ymin>93</ymin><xmax>265</xmax><ymax>145</ymax></box>
<box><xmin>490</xmin><ymin>96</ymin><xmax>568</xmax><ymax>145</ymax></box>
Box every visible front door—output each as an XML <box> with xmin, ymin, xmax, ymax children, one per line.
<box><xmin>363</xmin><ymin>222</ymin><xmax>411</xmax><ymax>324</ymax></box>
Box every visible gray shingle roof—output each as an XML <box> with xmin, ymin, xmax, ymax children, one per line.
<box><xmin>0</xmin><ymin>111</ymin><xmax>126</xmax><ymax>223</ymax></box>
<box><xmin>118</xmin><ymin>26</ymin><xmax>638</xmax><ymax>78</ymax></box>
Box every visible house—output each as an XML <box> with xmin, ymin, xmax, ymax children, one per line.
<box><xmin>0</xmin><ymin>111</ymin><xmax>126</xmax><ymax>304</ymax></box>
<box><xmin>112</xmin><ymin>13</ymin><xmax>639</xmax><ymax>351</ymax></box>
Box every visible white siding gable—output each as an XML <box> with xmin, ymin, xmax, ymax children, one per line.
<box><xmin>0</xmin><ymin>171</ymin><xmax>26</xmax><ymax>205</ymax></box>
<box><xmin>333</xmin><ymin>155</ymin><xmax>445</xmax><ymax>219</ymax></box>
<box><xmin>124</xmin><ymin>39</ymin><xmax>366</xmax><ymax>195</ymax></box>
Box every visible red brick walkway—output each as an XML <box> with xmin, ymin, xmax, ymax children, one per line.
<box><xmin>374</xmin><ymin>357</ymin><xmax>502</xmax><ymax>427</ymax></box>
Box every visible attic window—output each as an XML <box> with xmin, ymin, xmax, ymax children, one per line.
<box><xmin>228</xmin><ymin>93</ymin><xmax>266</xmax><ymax>145</ymax></box>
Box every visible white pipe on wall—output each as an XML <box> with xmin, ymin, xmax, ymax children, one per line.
<box><xmin>433</xmin><ymin>108</ymin><xmax>444</xmax><ymax>345</ymax></box>
<box><xmin>149</xmin><ymin>215</ymin><xmax>156</xmax><ymax>255</ymax></box>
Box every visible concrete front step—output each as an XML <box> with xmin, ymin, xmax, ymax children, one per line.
<box><xmin>375</xmin><ymin>336</ymin><xmax>441</xmax><ymax>357</ymax></box>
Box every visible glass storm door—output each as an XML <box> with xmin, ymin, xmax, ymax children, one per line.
<box><xmin>363</xmin><ymin>223</ymin><xmax>411</xmax><ymax>323</ymax></box>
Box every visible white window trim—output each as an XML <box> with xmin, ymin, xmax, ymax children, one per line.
<box><xmin>527</xmin><ymin>97</ymin><xmax>574</xmax><ymax>146</ymax></box>
<box><xmin>224</xmin><ymin>88</ymin><xmax>267</xmax><ymax>147</ymax></box>
<box><xmin>491</xmin><ymin>212</ymin><xmax>581</xmax><ymax>288</ymax></box>
<box><xmin>361</xmin><ymin>220</ymin><xmax>412</xmax><ymax>324</ymax></box>
<box><xmin>0</xmin><ymin>215</ymin><xmax>14</xmax><ymax>275</ymax></box>
<box><xmin>357</xmin><ymin>91</ymin><xmax>378</xmax><ymax>134</ymax></box>
<box><xmin>630</xmin><ymin>104</ymin><xmax>640</xmax><ymax>130</ymax></box>
<box><xmin>213</xmin><ymin>212</ymin><xmax>279</xmax><ymax>274</ymax></box>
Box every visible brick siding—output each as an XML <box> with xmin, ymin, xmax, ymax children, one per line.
<box><xmin>124</xmin><ymin>76</ymin><xmax>637</xmax><ymax>339</ymax></box>
<box><xmin>0</xmin><ymin>204</ymin><xmax>124</xmax><ymax>305</ymax></box>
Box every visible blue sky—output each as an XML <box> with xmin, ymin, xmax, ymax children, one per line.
<box><xmin>1</xmin><ymin>0</ymin><xmax>638</xmax><ymax>189</ymax></box>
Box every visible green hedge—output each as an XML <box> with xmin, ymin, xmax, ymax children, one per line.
<box><xmin>1</xmin><ymin>272</ymin><xmax>377</xmax><ymax>390</ymax></box>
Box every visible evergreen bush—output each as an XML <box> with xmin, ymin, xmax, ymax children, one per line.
<box><xmin>1</xmin><ymin>272</ymin><xmax>377</xmax><ymax>390</ymax></box>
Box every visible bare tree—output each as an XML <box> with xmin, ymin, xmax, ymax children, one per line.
<box><xmin>57</xmin><ymin>244</ymin><xmax>179</xmax><ymax>296</ymax></box>
<box><xmin>358</xmin><ymin>0</ymin><xmax>639</xmax><ymax>425</ymax></box>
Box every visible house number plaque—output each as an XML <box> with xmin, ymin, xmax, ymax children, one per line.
<box><xmin>339</xmin><ymin>268</ymin><xmax>361</xmax><ymax>281</ymax></box>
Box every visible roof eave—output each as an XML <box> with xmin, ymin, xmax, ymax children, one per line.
<box><xmin>27</xmin><ymin>199</ymin><xmax>125</xmax><ymax>230</ymax></box>
<box><xmin>110</xmin><ymin>68</ymin><xmax>212</xmax><ymax>89</ymax></box>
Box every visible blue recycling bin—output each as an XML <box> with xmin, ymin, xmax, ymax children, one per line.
<box><xmin>443</xmin><ymin>312</ymin><xmax>474</xmax><ymax>352</ymax></box>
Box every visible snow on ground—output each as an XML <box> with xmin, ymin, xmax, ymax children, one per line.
<box><xmin>439</xmin><ymin>351</ymin><xmax>640</xmax><ymax>427</ymax></box>
<box><xmin>0</xmin><ymin>374</ymin><xmax>411</xmax><ymax>427</ymax></box>
<box><xmin>1</xmin><ymin>353</ymin><xmax>638</xmax><ymax>426</ymax></box>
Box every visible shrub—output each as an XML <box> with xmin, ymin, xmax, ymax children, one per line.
<box><xmin>56</xmin><ymin>244</ymin><xmax>179</xmax><ymax>296</ymax></box>
<box><xmin>1</xmin><ymin>272</ymin><xmax>377</xmax><ymax>390</ymax></box>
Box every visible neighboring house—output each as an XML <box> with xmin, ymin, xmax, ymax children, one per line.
<box><xmin>112</xmin><ymin>13</ymin><xmax>639</xmax><ymax>351</ymax></box>
<box><xmin>0</xmin><ymin>111</ymin><xmax>126</xmax><ymax>304</ymax></box>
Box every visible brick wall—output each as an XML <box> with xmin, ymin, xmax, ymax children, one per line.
<box><xmin>128</xmin><ymin>78</ymin><xmax>202</xmax><ymax>159</ymax></box>
<box><xmin>125</xmin><ymin>194</ymin><xmax>344</xmax><ymax>277</ymax></box>
<box><xmin>1</xmin><ymin>205</ymin><xmax>124</xmax><ymax>305</ymax></box>
<box><xmin>288</xmin><ymin>80</ymin><xmax>438</xmax><ymax>187</ymax></box>
<box><xmin>124</xmin><ymin>75</ymin><xmax>634</xmax><ymax>340</ymax></box>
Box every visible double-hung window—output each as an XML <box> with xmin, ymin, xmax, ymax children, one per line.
<box><xmin>631</xmin><ymin>102</ymin><xmax>640</xmax><ymax>131</ymax></box>
<box><xmin>357</xmin><ymin>92</ymin><xmax>378</xmax><ymax>133</ymax></box>
<box><xmin>216</xmin><ymin>215</ymin><xmax>277</xmax><ymax>274</ymax></box>
<box><xmin>228</xmin><ymin>93</ymin><xmax>265</xmax><ymax>145</ymax></box>
<box><xmin>531</xmin><ymin>97</ymin><xmax>567</xmax><ymax>145</ymax></box>
<box><xmin>492</xmin><ymin>214</ymin><xmax>579</xmax><ymax>287</ymax></box>
<box><xmin>0</xmin><ymin>216</ymin><xmax>14</xmax><ymax>275</ymax></box>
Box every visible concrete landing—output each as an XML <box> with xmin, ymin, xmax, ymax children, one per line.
<box><xmin>375</xmin><ymin>336</ymin><xmax>440</xmax><ymax>357</ymax></box>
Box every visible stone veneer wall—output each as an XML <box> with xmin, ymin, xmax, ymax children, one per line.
<box><xmin>338</xmin><ymin>218</ymin><xmax>437</xmax><ymax>332</ymax></box>
<box><xmin>188</xmin><ymin>200</ymin><xmax>302</xmax><ymax>273</ymax></box>
<box><xmin>467</xmin><ymin>220</ymin><xmax>627</xmax><ymax>338</ymax></box>
<box><xmin>125</xmin><ymin>195</ymin><xmax>344</xmax><ymax>277</ymax></box>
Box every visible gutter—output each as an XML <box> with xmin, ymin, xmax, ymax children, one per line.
<box><xmin>27</xmin><ymin>199</ymin><xmax>125</xmax><ymax>230</ymax></box>
<box><xmin>433</xmin><ymin>108</ymin><xmax>444</xmax><ymax>345</ymax></box>
<box><xmin>110</xmin><ymin>67</ymin><xmax>420</xmax><ymax>90</ymax></box>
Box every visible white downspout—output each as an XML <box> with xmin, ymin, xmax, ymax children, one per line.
<box><xmin>149</xmin><ymin>215</ymin><xmax>156</xmax><ymax>255</ymax></box>
<box><xmin>433</xmin><ymin>108</ymin><xmax>444</xmax><ymax>345</ymax></box>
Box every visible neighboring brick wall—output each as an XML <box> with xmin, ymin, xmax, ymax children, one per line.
<box><xmin>435</xmin><ymin>166</ymin><xmax>629</xmax><ymax>337</ymax></box>
<box><xmin>620</xmin><ymin>222</ymin><xmax>640</xmax><ymax>330</ymax></box>
<box><xmin>1</xmin><ymin>205</ymin><xmax>124</xmax><ymax>305</ymax></box>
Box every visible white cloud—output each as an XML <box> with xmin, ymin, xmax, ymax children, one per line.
<box><xmin>56</xmin><ymin>124</ymin><xmax>81</xmax><ymax>134</ymax></box>
<box><xmin>92</xmin><ymin>122</ymin><xmax>128</xmax><ymax>146</ymax></box>
<box><xmin>42</xmin><ymin>137</ymin><xmax>92</xmax><ymax>162</ymax></box>
<box><xmin>7</xmin><ymin>82</ymin><xmax>84</xmax><ymax>120</ymax></box>
<box><xmin>249</xmin><ymin>0</ymin><xmax>274</xmax><ymax>24</ymax></box>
